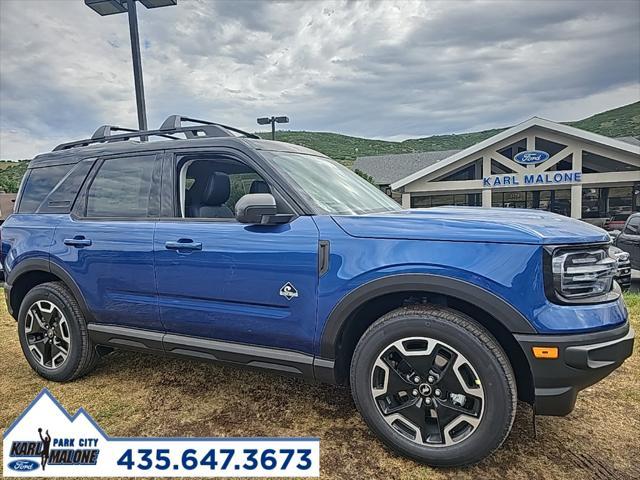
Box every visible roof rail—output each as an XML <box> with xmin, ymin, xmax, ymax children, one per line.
<box><xmin>52</xmin><ymin>115</ymin><xmax>259</xmax><ymax>151</ymax></box>
<box><xmin>159</xmin><ymin>115</ymin><xmax>260</xmax><ymax>139</ymax></box>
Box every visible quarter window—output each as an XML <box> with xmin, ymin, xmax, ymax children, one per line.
<box><xmin>17</xmin><ymin>164</ymin><xmax>73</xmax><ymax>213</ymax></box>
<box><xmin>38</xmin><ymin>160</ymin><xmax>95</xmax><ymax>213</ymax></box>
<box><xmin>86</xmin><ymin>156</ymin><xmax>155</xmax><ymax>217</ymax></box>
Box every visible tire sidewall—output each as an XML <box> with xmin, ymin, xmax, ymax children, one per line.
<box><xmin>352</xmin><ymin>312</ymin><xmax>514</xmax><ymax>466</ymax></box>
<box><xmin>17</xmin><ymin>285</ymin><xmax>84</xmax><ymax>382</ymax></box>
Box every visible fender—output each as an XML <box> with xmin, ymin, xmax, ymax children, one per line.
<box><xmin>319</xmin><ymin>273</ymin><xmax>537</xmax><ymax>360</ymax></box>
<box><xmin>5</xmin><ymin>257</ymin><xmax>94</xmax><ymax>323</ymax></box>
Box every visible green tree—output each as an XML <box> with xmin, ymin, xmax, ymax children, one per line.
<box><xmin>354</xmin><ymin>168</ymin><xmax>377</xmax><ymax>185</ymax></box>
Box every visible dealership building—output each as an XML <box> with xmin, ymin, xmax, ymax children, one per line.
<box><xmin>355</xmin><ymin>118</ymin><xmax>640</xmax><ymax>221</ymax></box>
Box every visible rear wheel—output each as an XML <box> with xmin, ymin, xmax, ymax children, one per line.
<box><xmin>18</xmin><ymin>282</ymin><xmax>99</xmax><ymax>382</ymax></box>
<box><xmin>350</xmin><ymin>305</ymin><xmax>516</xmax><ymax>466</ymax></box>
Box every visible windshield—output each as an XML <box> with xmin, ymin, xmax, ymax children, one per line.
<box><xmin>263</xmin><ymin>151</ymin><xmax>402</xmax><ymax>215</ymax></box>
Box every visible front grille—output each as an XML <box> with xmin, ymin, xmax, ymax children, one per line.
<box><xmin>615</xmin><ymin>257</ymin><xmax>632</xmax><ymax>290</ymax></box>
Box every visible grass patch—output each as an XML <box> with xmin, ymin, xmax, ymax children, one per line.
<box><xmin>0</xmin><ymin>295</ymin><xmax>638</xmax><ymax>479</ymax></box>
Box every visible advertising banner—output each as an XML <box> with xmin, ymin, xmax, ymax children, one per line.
<box><xmin>3</xmin><ymin>390</ymin><xmax>320</xmax><ymax>477</ymax></box>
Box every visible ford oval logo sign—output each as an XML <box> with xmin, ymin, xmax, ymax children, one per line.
<box><xmin>8</xmin><ymin>459</ymin><xmax>39</xmax><ymax>472</ymax></box>
<box><xmin>514</xmin><ymin>150</ymin><xmax>550</xmax><ymax>165</ymax></box>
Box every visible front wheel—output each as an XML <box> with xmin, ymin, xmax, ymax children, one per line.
<box><xmin>350</xmin><ymin>305</ymin><xmax>517</xmax><ymax>467</ymax></box>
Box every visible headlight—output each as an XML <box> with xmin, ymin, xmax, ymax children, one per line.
<box><xmin>550</xmin><ymin>247</ymin><xmax>617</xmax><ymax>301</ymax></box>
<box><xmin>609</xmin><ymin>245</ymin><xmax>630</xmax><ymax>262</ymax></box>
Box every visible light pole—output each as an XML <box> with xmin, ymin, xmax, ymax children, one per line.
<box><xmin>85</xmin><ymin>0</ymin><xmax>177</xmax><ymax>137</ymax></box>
<box><xmin>257</xmin><ymin>116</ymin><xmax>289</xmax><ymax>140</ymax></box>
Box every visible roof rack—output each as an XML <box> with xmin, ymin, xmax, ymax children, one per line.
<box><xmin>52</xmin><ymin>114</ymin><xmax>259</xmax><ymax>151</ymax></box>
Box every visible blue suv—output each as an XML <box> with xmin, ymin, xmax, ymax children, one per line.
<box><xmin>1</xmin><ymin>116</ymin><xmax>634</xmax><ymax>466</ymax></box>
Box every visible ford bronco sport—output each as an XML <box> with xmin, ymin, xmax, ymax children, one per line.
<box><xmin>1</xmin><ymin>116</ymin><xmax>634</xmax><ymax>466</ymax></box>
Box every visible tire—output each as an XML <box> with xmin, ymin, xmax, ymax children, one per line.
<box><xmin>17</xmin><ymin>281</ymin><xmax>99</xmax><ymax>382</ymax></box>
<box><xmin>350</xmin><ymin>304</ymin><xmax>516</xmax><ymax>467</ymax></box>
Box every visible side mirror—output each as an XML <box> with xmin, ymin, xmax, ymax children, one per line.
<box><xmin>235</xmin><ymin>193</ymin><xmax>292</xmax><ymax>225</ymax></box>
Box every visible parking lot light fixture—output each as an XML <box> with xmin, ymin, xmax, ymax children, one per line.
<box><xmin>84</xmin><ymin>0</ymin><xmax>178</xmax><ymax>137</ymax></box>
<box><xmin>257</xmin><ymin>115</ymin><xmax>289</xmax><ymax>140</ymax></box>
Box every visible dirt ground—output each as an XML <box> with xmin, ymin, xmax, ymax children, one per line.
<box><xmin>1</xmin><ymin>294</ymin><xmax>638</xmax><ymax>480</ymax></box>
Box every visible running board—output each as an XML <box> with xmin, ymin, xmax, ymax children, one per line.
<box><xmin>87</xmin><ymin>324</ymin><xmax>315</xmax><ymax>378</ymax></box>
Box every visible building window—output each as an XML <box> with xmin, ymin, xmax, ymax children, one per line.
<box><xmin>608</xmin><ymin>186</ymin><xmax>633</xmax><ymax>216</ymax></box>
<box><xmin>492</xmin><ymin>191</ymin><xmax>527</xmax><ymax>209</ymax></box>
<box><xmin>535</xmin><ymin>137</ymin><xmax>567</xmax><ymax>157</ymax></box>
<box><xmin>582</xmin><ymin>188</ymin><xmax>602</xmax><ymax>219</ymax></box>
<box><xmin>439</xmin><ymin>164</ymin><xmax>478</xmax><ymax>181</ymax></box>
<box><xmin>492</xmin><ymin>189</ymin><xmax>571</xmax><ymax>216</ymax></box>
<box><xmin>411</xmin><ymin>194</ymin><xmax>480</xmax><ymax>208</ymax></box>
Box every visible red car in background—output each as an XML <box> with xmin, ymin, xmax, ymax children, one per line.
<box><xmin>604</xmin><ymin>213</ymin><xmax>631</xmax><ymax>231</ymax></box>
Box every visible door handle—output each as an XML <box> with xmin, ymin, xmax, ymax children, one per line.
<box><xmin>64</xmin><ymin>236</ymin><xmax>92</xmax><ymax>247</ymax></box>
<box><xmin>165</xmin><ymin>239</ymin><xmax>202</xmax><ymax>251</ymax></box>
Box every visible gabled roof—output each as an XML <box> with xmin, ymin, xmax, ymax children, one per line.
<box><xmin>616</xmin><ymin>136</ymin><xmax>640</xmax><ymax>146</ymax></box>
<box><xmin>390</xmin><ymin>117</ymin><xmax>640</xmax><ymax>190</ymax></box>
<box><xmin>354</xmin><ymin>149</ymin><xmax>460</xmax><ymax>185</ymax></box>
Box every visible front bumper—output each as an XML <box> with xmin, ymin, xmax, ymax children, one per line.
<box><xmin>515</xmin><ymin>322</ymin><xmax>635</xmax><ymax>415</ymax></box>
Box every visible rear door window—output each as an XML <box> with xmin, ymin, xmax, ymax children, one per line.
<box><xmin>17</xmin><ymin>163</ymin><xmax>73</xmax><ymax>213</ymax></box>
<box><xmin>85</xmin><ymin>155</ymin><xmax>158</xmax><ymax>218</ymax></box>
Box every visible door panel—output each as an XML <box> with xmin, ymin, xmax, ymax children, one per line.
<box><xmin>50</xmin><ymin>218</ymin><xmax>161</xmax><ymax>329</ymax></box>
<box><xmin>49</xmin><ymin>153</ymin><xmax>162</xmax><ymax>330</ymax></box>
<box><xmin>154</xmin><ymin>217</ymin><xmax>319</xmax><ymax>353</ymax></box>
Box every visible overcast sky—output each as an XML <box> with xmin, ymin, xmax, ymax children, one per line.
<box><xmin>1</xmin><ymin>0</ymin><xmax>639</xmax><ymax>159</ymax></box>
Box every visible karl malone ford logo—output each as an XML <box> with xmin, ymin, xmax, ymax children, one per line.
<box><xmin>4</xmin><ymin>389</ymin><xmax>102</xmax><ymax>475</ymax></box>
<box><xmin>3</xmin><ymin>388</ymin><xmax>320</xmax><ymax>477</ymax></box>
<box><xmin>514</xmin><ymin>150</ymin><xmax>550</xmax><ymax>164</ymax></box>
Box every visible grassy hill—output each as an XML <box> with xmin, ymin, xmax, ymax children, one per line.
<box><xmin>259</xmin><ymin>101</ymin><xmax>640</xmax><ymax>165</ymax></box>
<box><xmin>0</xmin><ymin>160</ymin><xmax>28</xmax><ymax>193</ymax></box>
<box><xmin>257</xmin><ymin>131</ymin><xmax>417</xmax><ymax>164</ymax></box>
<box><xmin>568</xmin><ymin>101</ymin><xmax>640</xmax><ymax>137</ymax></box>
<box><xmin>0</xmin><ymin>102</ymin><xmax>638</xmax><ymax>192</ymax></box>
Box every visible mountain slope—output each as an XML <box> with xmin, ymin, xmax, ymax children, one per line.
<box><xmin>568</xmin><ymin>101</ymin><xmax>640</xmax><ymax>138</ymax></box>
<box><xmin>1</xmin><ymin>102</ymin><xmax>638</xmax><ymax>192</ymax></box>
<box><xmin>259</xmin><ymin>101</ymin><xmax>639</xmax><ymax>164</ymax></box>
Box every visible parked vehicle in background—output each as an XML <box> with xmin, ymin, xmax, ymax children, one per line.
<box><xmin>604</xmin><ymin>213</ymin><xmax>631</xmax><ymax>231</ymax></box>
<box><xmin>608</xmin><ymin>229</ymin><xmax>622</xmax><ymax>242</ymax></box>
<box><xmin>0</xmin><ymin>116</ymin><xmax>635</xmax><ymax>467</ymax></box>
<box><xmin>615</xmin><ymin>213</ymin><xmax>640</xmax><ymax>270</ymax></box>
<box><xmin>609</xmin><ymin>246</ymin><xmax>632</xmax><ymax>291</ymax></box>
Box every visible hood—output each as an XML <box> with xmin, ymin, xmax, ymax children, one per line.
<box><xmin>331</xmin><ymin>207</ymin><xmax>610</xmax><ymax>245</ymax></box>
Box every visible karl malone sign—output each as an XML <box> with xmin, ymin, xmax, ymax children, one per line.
<box><xmin>483</xmin><ymin>150</ymin><xmax>582</xmax><ymax>188</ymax></box>
<box><xmin>3</xmin><ymin>389</ymin><xmax>319</xmax><ymax>477</ymax></box>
